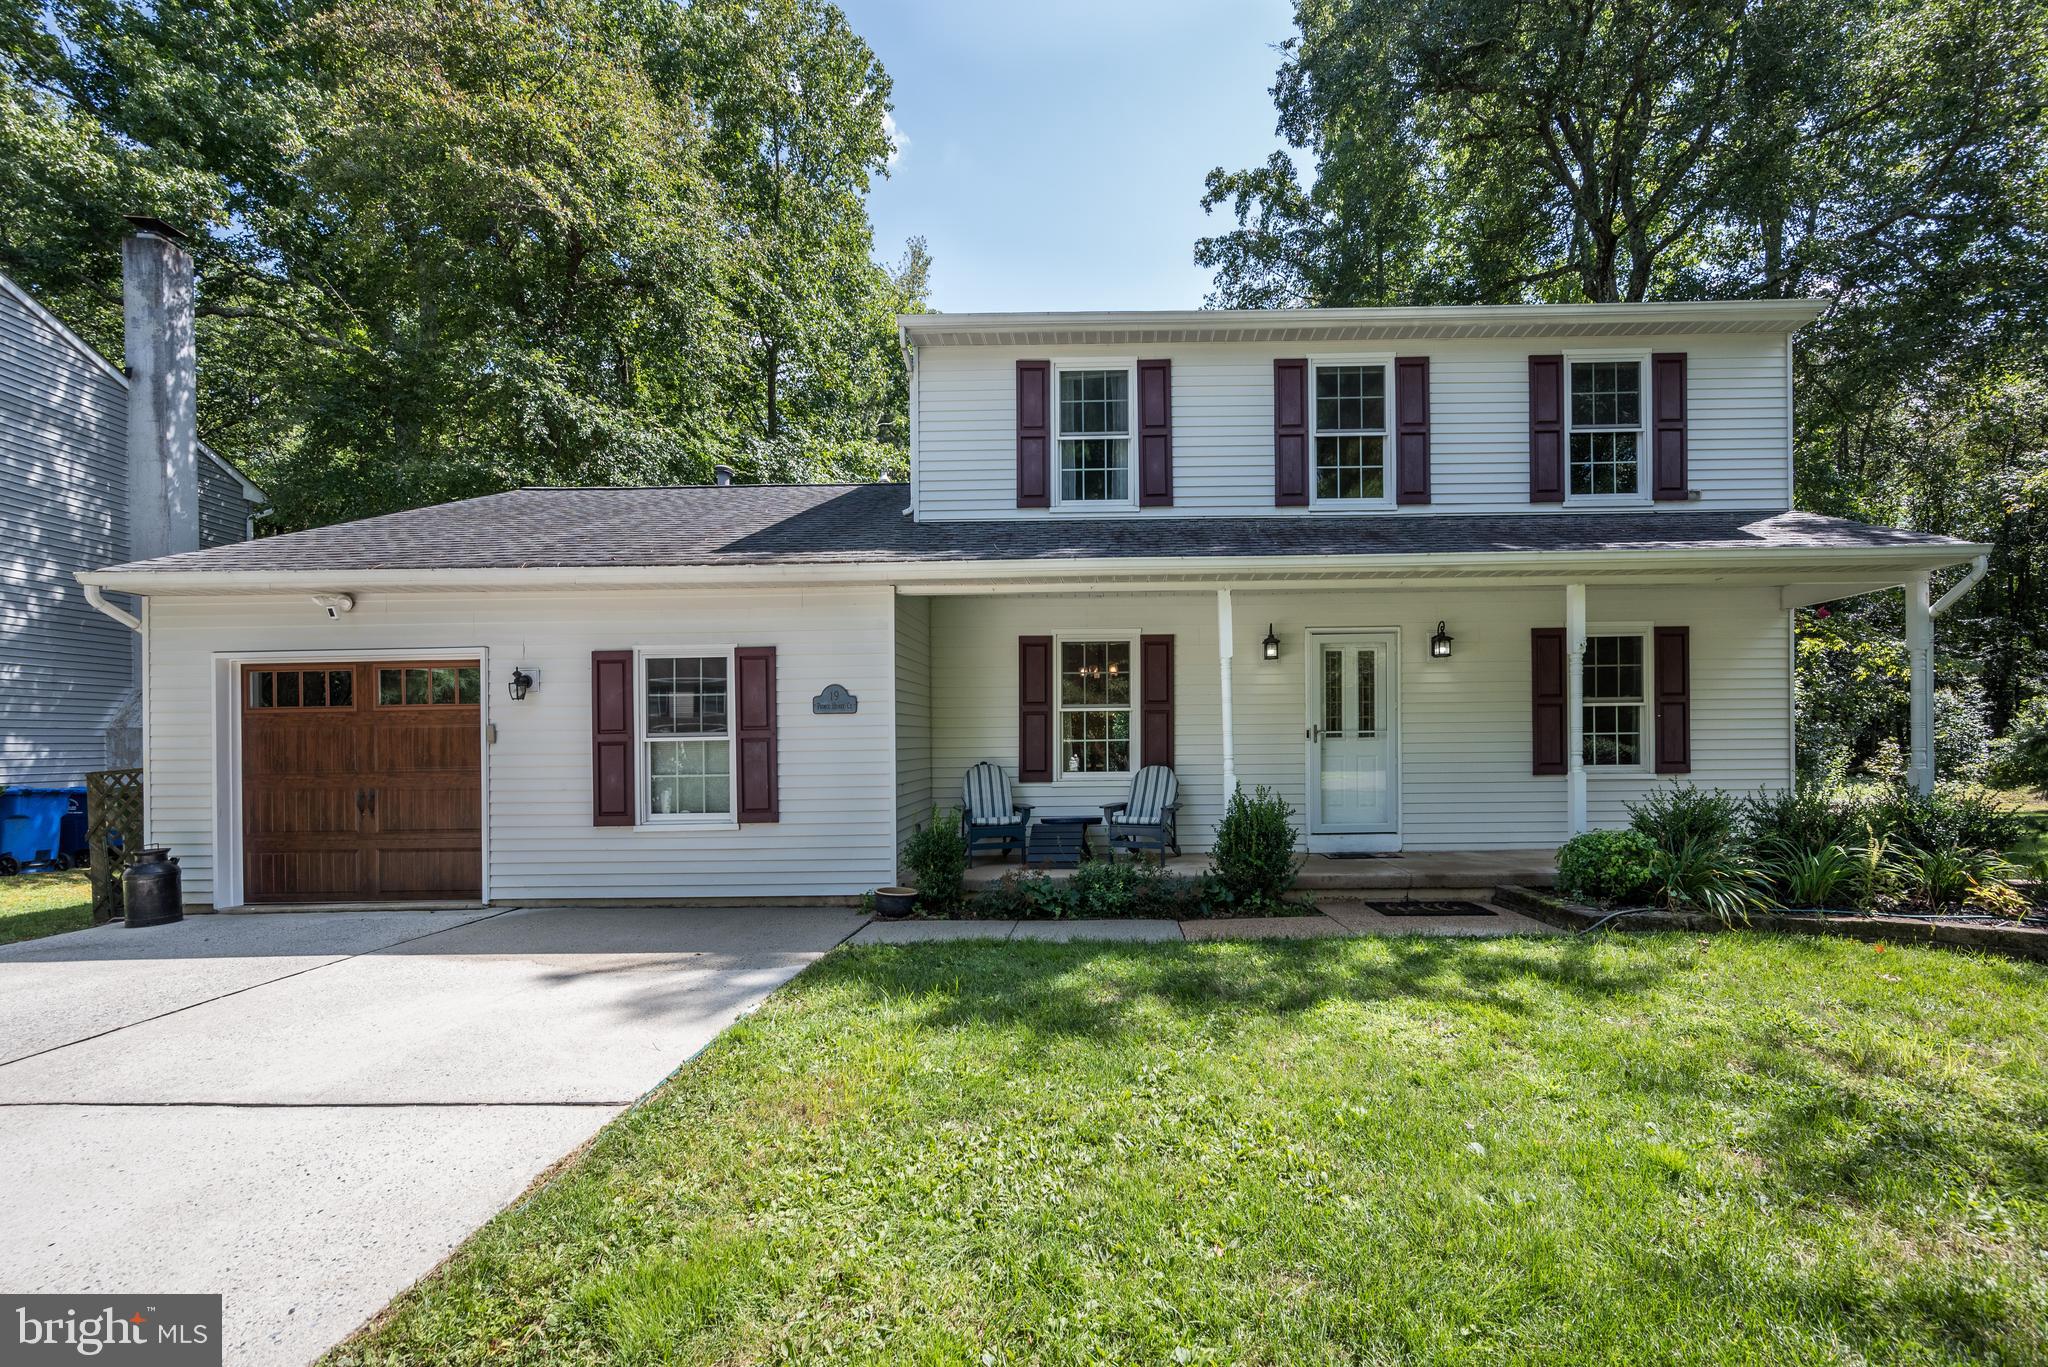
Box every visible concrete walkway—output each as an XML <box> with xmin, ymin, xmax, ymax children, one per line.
<box><xmin>0</xmin><ymin>905</ymin><xmax>863</xmax><ymax>1366</ymax></box>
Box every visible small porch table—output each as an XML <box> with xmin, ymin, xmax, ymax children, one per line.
<box><xmin>1027</xmin><ymin>816</ymin><xmax>1101</xmax><ymax>869</ymax></box>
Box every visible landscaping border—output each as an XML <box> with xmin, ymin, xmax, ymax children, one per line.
<box><xmin>1495</xmin><ymin>885</ymin><xmax>2048</xmax><ymax>962</ymax></box>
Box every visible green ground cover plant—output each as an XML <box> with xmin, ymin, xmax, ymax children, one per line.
<box><xmin>332</xmin><ymin>933</ymin><xmax>2048</xmax><ymax>1365</ymax></box>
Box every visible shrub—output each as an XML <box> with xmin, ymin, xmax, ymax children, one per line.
<box><xmin>1759</xmin><ymin>843</ymin><xmax>1863</xmax><ymax>909</ymax></box>
<box><xmin>900</xmin><ymin>807</ymin><xmax>967</xmax><ymax>913</ymax></box>
<box><xmin>1866</xmin><ymin>782</ymin><xmax>2020</xmax><ymax>856</ymax></box>
<box><xmin>1986</xmin><ymin>695</ymin><xmax>2048</xmax><ymax>794</ymax></box>
<box><xmin>1207</xmin><ymin>785</ymin><xmax>1302</xmax><ymax>913</ymax></box>
<box><xmin>974</xmin><ymin>858</ymin><xmax>1200</xmax><ymax>920</ymax></box>
<box><xmin>1740</xmin><ymin>783</ymin><xmax>1865</xmax><ymax>857</ymax></box>
<box><xmin>1628</xmin><ymin>783</ymin><xmax>1741</xmax><ymax>854</ymax></box>
<box><xmin>1892</xmin><ymin>842</ymin><xmax>2023</xmax><ymax>912</ymax></box>
<box><xmin>1648</xmin><ymin>837</ymin><xmax>1769</xmax><ymax>926</ymax></box>
<box><xmin>1554</xmin><ymin>829</ymin><xmax>1657</xmax><ymax>905</ymax></box>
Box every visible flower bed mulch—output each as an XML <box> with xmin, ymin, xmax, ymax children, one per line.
<box><xmin>1496</xmin><ymin>884</ymin><xmax>2048</xmax><ymax>962</ymax></box>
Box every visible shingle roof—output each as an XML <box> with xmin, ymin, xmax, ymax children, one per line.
<box><xmin>96</xmin><ymin>483</ymin><xmax>1974</xmax><ymax>575</ymax></box>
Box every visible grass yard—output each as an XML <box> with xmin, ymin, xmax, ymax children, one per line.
<box><xmin>334</xmin><ymin>934</ymin><xmax>2048</xmax><ymax>1365</ymax></box>
<box><xmin>0</xmin><ymin>869</ymin><xmax>93</xmax><ymax>945</ymax></box>
<box><xmin>2006</xmin><ymin>793</ymin><xmax>2048</xmax><ymax>869</ymax></box>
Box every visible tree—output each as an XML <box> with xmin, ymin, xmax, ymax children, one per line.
<box><xmin>1202</xmin><ymin>0</ymin><xmax>2048</xmax><ymax>772</ymax></box>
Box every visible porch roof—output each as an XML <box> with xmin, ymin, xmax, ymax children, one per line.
<box><xmin>81</xmin><ymin>483</ymin><xmax>1983</xmax><ymax>593</ymax></box>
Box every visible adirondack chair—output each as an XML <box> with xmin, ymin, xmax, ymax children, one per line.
<box><xmin>1102</xmin><ymin>765</ymin><xmax>1180</xmax><ymax>860</ymax></box>
<box><xmin>959</xmin><ymin>761</ymin><xmax>1033</xmax><ymax>863</ymax></box>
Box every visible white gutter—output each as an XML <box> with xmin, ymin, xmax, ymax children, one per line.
<box><xmin>75</xmin><ymin>539</ymin><xmax>1990</xmax><ymax>597</ymax></box>
<box><xmin>83</xmin><ymin>583</ymin><xmax>142</xmax><ymax>632</ymax></box>
<box><xmin>1930</xmin><ymin>554</ymin><xmax>1990</xmax><ymax>616</ymax></box>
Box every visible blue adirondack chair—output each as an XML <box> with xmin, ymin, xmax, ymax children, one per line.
<box><xmin>959</xmin><ymin>761</ymin><xmax>1032</xmax><ymax>863</ymax></box>
<box><xmin>1102</xmin><ymin>765</ymin><xmax>1180</xmax><ymax>860</ymax></box>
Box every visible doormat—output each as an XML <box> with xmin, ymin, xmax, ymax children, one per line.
<box><xmin>1323</xmin><ymin>852</ymin><xmax>1397</xmax><ymax>860</ymax></box>
<box><xmin>1376</xmin><ymin>900</ymin><xmax>1497</xmax><ymax>917</ymax></box>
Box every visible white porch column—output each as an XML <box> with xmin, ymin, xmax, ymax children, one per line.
<box><xmin>1906</xmin><ymin>571</ymin><xmax>1935</xmax><ymax>796</ymax></box>
<box><xmin>1565</xmin><ymin>582</ymin><xmax>1588</xmax><ymax>835</ymax></box>
<box><xmin>1217</xmin><ymin>588</ymin><xmax>1237</xmax><ymax>798</ymax></box>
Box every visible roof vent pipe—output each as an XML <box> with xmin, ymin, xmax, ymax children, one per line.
<box><xmin>713</xmin><ymin>464</ymin><xmax>734</xmax><ymax>487</ymax></box>
<box><xmin>122</xmin><ymin>215</ymin><xmax>200</xmax><ymax>561</ymax></box>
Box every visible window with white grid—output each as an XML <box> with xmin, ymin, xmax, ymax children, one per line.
<box><xmin>643</xmin><ymin>654</ymin><xmax>733</xmax><ymax>819</ymax></box>
<box><xmin>1568</xmin><ymin>359</ymin><xmax>1644</xmax><ymax>498</ymax></box>
<box><xmin>1055</xmin><ymin>366</ymin><xmax>1132</xmax><ymax>504</ymax></box>
<box><xmin>1582</xmin><ymin>634</ymin><xmax>1646</xmax><ymax>767</ymax></box>
<box><xmin>1312</xmin><ymin>362</ymin><xmax>1389</xmax><ymax>503</ymax></box>
<box><xmin>1058</xmin><ymin>638</ymin><xmax>1133</xmax><ymax>774</ymax></box>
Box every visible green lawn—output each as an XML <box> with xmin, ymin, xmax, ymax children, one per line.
<box><xmin>334</xmin><ymin>934</ymin><xmax>2048</xmax><ymax>1365</ymax></box>
<box><xmin>0</xmin><ymin>869</ymin><xmax>93</xmax><ymax>945</ymax></box>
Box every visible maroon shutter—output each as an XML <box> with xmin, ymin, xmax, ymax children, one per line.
<box><xmin>1650</xmin><ymin>352</ymin><xmax>1688</xmax><ymax>501</ymax></box>
<box><xmin>1274</xmin><ymin>357</ymin><xmax>1309</xmax><ymax>506</ymax></box>
<box><xmin>1139</xmin><ymin>634</ymin><xmax>1174</xmax><ymax>768</ymax></box>
<box><xmin>735</xmin><ymin>646</ymin><xmax>779</xmax><ymax>822</ymax></box>
<box><xmin>1529</xmin><ymin>355</ymin><xmax>1565</xmax><ymax>503</ymax></box>
<box><xmin>1019</xmin><ymin>635</ymin><xmax>1053</xmax><ymax>783</ymax></box>
<box><xmin>1137</xmin><ymin>359</ymin><xmax>1173</xmax><ymax>506</ymax></box>
<box><xmin>1394</xmin><ymin>355</ymin><xmax>1431</xmax><ymax>505</ymax></box>
<box><xmin>1016</xmin><ymin>360</ymin><xmax>1050</xmax><ymax>508</ymax></box>
<box><xmin>1654</xmin><ymin>626</ymin><xmax>1692</xmax><ymax>774</ymax></box>
<box><xmin>1531</xmin><ymin>628</ymin><xmax>1567</xmax><ymax>775</ymax></box>
<box><xmin>591</xmin><ymin>650</ymin><xmax>635</xmax><ymax>826</ymax></box>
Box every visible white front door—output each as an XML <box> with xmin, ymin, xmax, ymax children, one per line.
<box><xmin>1306</xmin><ymin>632</ymin><xmax>1399</xmax><ymax>837</ymax></box>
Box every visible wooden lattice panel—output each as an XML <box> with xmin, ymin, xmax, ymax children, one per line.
<box><xmin>86</xmin><ymin>767</ymin><xmax>143</xmax><ymax>924</ymax></box>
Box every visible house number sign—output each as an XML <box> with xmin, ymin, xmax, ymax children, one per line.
<box><xmin>812</xmin><ymin>684</ymin><xmax>858</xmax><ymax>715</ymax></box>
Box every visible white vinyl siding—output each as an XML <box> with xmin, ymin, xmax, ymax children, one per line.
<box><xmin>929</xmin><ymin>584</ymin><xmax>1791</xmax><ymax>851</ymax></box>
<box><xmin>893</xmin><ymin>593</ymin><xmax>933</xmax><ymax>849</ymax></box>
<box><xmin>142</xmin><ymin>586</ymin><xmax>897</xmax><ymax>906</ymax></box>
<box><xmin>0</xmin><ymin>284</ymin><xmax>257</xmax><ymax>786</ymax></box>
<box><xmin>911</xmin><ymin>335</ymin><xmax>1790</xmax><ymax>520</ymax></box>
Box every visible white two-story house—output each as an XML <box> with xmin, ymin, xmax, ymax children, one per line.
<box><xmin>77</xmin><ymin>302</ymin><xmax>1982</xmax><ymax>909</ymax></box>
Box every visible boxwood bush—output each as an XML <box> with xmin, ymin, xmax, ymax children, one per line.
<box><xmin>1207</xmin><ymin>785</ymin><xmax>1302</xmax><ymax>913</ymax></box>
<box><xmin>1554</xmin><ymin>829</ymin><xmax>1658</xmax><ymax>905</ymax></box>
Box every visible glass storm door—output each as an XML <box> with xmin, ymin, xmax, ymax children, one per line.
<box><xmin>1308</xmin><ymin>633</ymin><xmax>1398</xmax><ymax>834</ymax></box>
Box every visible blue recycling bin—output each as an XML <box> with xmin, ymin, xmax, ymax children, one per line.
<box><xmin>0</xmin><ymin>786</ymin><xmax>89</xmax><ymax>874</ymax></box>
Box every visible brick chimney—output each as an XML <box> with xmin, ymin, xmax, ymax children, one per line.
<box><xmin>122</xmin><ymin>216</ymin><xmax>200</xmax><ymax>561</ymax></box>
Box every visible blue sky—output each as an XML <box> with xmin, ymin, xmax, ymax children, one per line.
<box><xmin>837</xmin><ymin>0</ymin><xmax>1300</xmax><ymax>312</ymax></box>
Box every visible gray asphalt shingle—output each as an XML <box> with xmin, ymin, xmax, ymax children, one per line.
<box><xmin>96</xmin><ymin>483</ymin><xmax>1973</xmax><ymax>575</ymax></box>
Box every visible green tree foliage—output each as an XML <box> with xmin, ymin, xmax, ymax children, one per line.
<box><xmin>1202</xmin><ymin>0</ymin><xmax>2048</xmax><ymax>768</ymax></box>
<box><xmin>0</xmin><ymin>0</ymin><xmax>925</xmax><ymax>530</ymax></box>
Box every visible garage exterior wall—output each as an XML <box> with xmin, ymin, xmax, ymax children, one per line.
<box><xmin>928</xmin><ymin>583</ymin><xmax>1792</xmax><ymax>850</ymax></box>
<box><xmin>144</xmin><ymin>586</ymin><xmax>898</xmax><ymax>906</ymax></box>
<box><xmin>912</xmin><ymin>333</ymin><xmax>1792</xmax><ymax>521</ymax></box>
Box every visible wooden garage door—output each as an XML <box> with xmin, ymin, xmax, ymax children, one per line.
<box><xmin>242</xmin><ymin>661</ymin><xmax>482</xmax><ymax>902</ymax></box>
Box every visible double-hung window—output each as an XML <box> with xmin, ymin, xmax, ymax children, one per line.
<box><xmin>1311</xmin><ymin>359</ymin><xmax>1391</xmax><ymax>504</ymax></box>
<box><xmin>1568</xmin><ymin>358</ymin><xmax>1646</xmax><ymax>499</ymax></box>
<box><xmin>643</xmin><ymin>653</ymin><xmax>733</xmax><ymax>820</ymax></box>
<box><xmin>1054</xmin><ymin>364</ymin><xmax>1133</xmax><ymax>506</ymax></box>
<box><xmin>1058</xmin><ymin>638</ymin><xmax>1133</xmax><ymax>774</ymax></box>
<box><xmin>1582</xmin><ymin>632</ymin><xmax>1647</xmax><ymax>768</ymax></box>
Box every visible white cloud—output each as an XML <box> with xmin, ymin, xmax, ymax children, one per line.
<box><xmin>882</xmin><ymin>110</ymin><xmax>907</xmax><ymax>169</ymax></box>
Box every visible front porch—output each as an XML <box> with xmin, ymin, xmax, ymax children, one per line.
<box><xmin>962</xmin><ymin>848</ymin><xmax>1558</xmax><ymax>896</ymax></box>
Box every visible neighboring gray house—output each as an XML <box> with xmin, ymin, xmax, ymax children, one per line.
<box><xmin>1</xmin><ymin>223</ymin><xmax>266</xmax><ymax>785</ymax></box>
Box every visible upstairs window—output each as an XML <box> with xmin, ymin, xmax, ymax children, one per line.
<box><xmin>1312</xmin><ymin>361</ymin><xmax>1390</xmax><ymax>504</ymax></box>
<box><xmin>1583</xmin><ymin>633</ymin><xmax>1646</xmax><ymax>767</ymax></box>
<box><xmin>1055</xmin><ymin>365</ymin><xmax>1132</xmax><ymax>505</ymax></box>
<box><xmin>1568</xmin><ymin>359</ymin><xmax>1644</xmax><ymax>499</ymax></box>
<box><xmin>1058</xmin><ymin>638</ymin><xmax>1132</xmax><ymax>774</ymax></box>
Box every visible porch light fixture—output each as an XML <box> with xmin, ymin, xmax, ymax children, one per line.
<box><xmin>1430</xmin><ymin>621</ymin><xmax>1455</xmax><ymax>659</ymax></box>
<box><xmin>507</xmin><ymin>667</ymin><xmax>535</xmax><ymax>701</ymax></box>
<box><xmin>1262</xmin><ymin>625</ymin><xmax>1281</xmax><ymax>661</ymax></box>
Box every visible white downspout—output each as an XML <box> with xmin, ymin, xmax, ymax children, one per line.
<box><xmin>1216</xmin><ymin>588</ymin><xmax>1236</xmax><ymax>799</ymax></box>
<box><xmin>84</xmin><ymin>583</ymin><xmax>142</xmax><ymax>633</ymax></box>
<box><xmin>1565</xmin><ymin>582</ymin><xmax>1588</xmax><ymax>835</ymax></box>
<box><xmin>1906</xmin><ymin>554</ymin><xmax>1990</xmax><ymax>797</ymax></box>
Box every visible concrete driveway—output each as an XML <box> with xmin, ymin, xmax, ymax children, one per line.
<box><xmin>0</xmin><ymin>905</ymin><xmax>863</xmax><ymax>1366</ymax></box>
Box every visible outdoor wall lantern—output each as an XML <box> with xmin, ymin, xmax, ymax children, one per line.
<box><xmin>1430</xmin><ymin>621</ymin><xmax>1455</xmax><ymax>659</ymax></box>
<box><xmin>507</xmin><ymin>667</ymin><xmax>536</xmax><ymax>701</ymax></box>
<box><xmin>1262</xmin><ymin>625</ymin><xmax>1281</xmax><ymax>661</ymax></box>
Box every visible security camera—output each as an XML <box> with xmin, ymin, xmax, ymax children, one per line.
<box><xmin>311</xmin><ymin>593</ymin><xmax>355</xmax><ymax>619</ymax></box>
